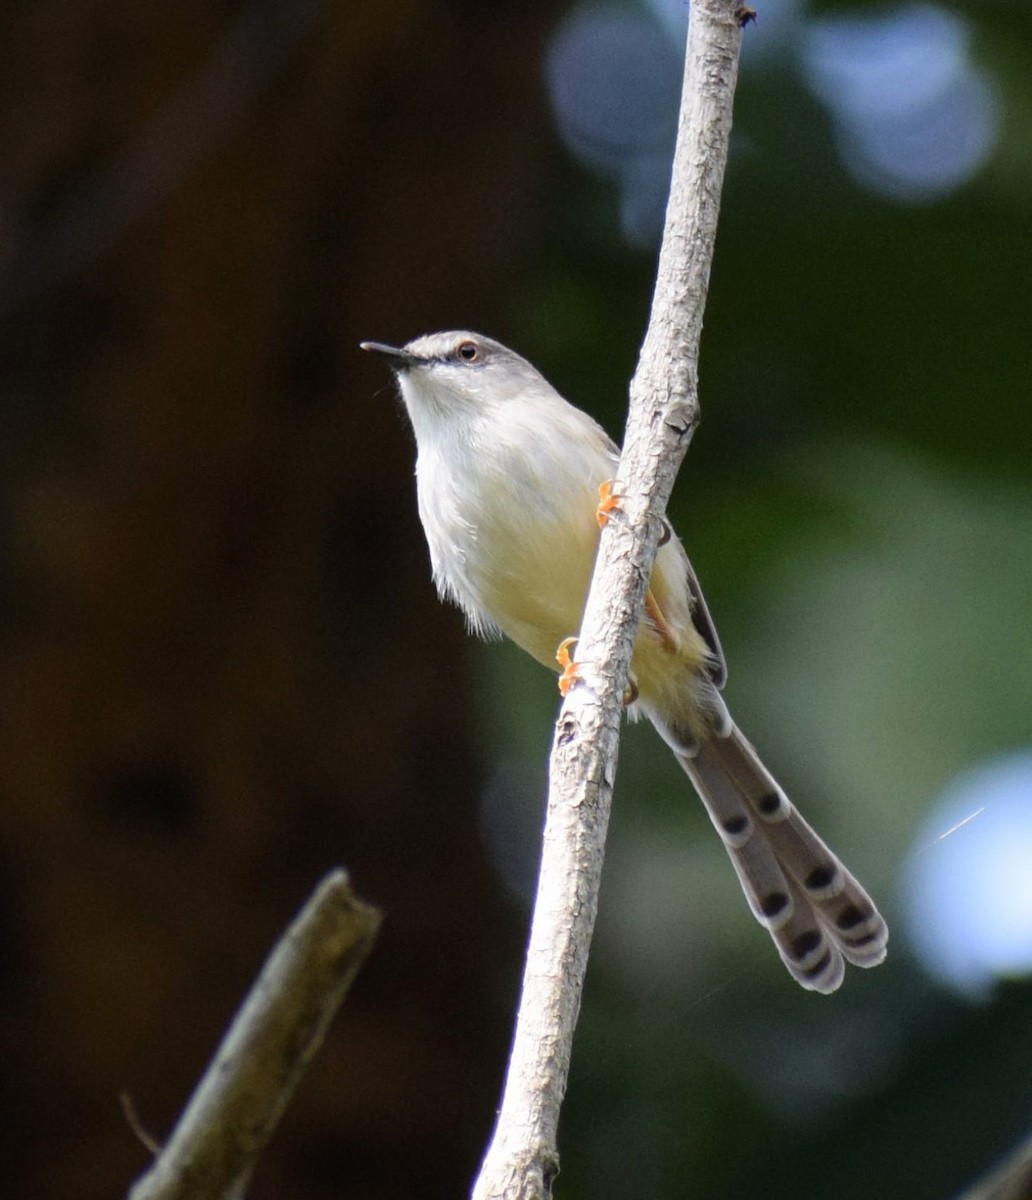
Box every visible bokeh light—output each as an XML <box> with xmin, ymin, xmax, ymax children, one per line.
<box><xmin>904</xmin><ymin>752</ymin><xmax>1032</xmax><ymax>998</ymax></box>
<box><xmin>547</xmin><ymin>0</ymin><xmax>1000</xmax><ymax>238</ymax></box>
<box><xmin>801</xmin><ymin>3</ymin><xmax>999</xmax><ymax>201</ymax></box>
<box><xmin>545</xmin><ymin>3</ymin><xmax>682</xmax><ymax>244</ymax></box>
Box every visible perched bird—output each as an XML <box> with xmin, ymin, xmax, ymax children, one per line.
<box><xmin>362</xmin><ymin>330</ymin><xmax>888</xmax><ymax>992</ymax></box>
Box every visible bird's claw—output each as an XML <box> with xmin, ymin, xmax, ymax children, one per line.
<box><xmin>599</xmin><ymin>483</ymin><xmax>671</xmax><ymax>549</ymax></box>
<box><xmin>556</xmin><ymin>636</ymin><xmax>580</xmax><ymax>696</ymax></box>
<box><xmin>557</xmin><ymin>637</ymin><xmax>638</xmax><ymax>704</ymax></box>
<box><xmin>596</xmin><ymin>480</ymin><xmax>622</xmax><ymax>529</ymax></box>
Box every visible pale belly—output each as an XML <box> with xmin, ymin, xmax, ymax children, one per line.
<box><xmin>475</xmin><ymin>502</ymin><xmax>601</xmax><ymax>669</ymax></box>
<box><xmin>415</xmin><ymin>421</ymin><xmax>710</xmax><ymax>702</ymax></box>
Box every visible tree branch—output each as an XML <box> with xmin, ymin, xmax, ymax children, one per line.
<box><xmin>957</xmin><ymin>1129</ymin><xmax>1032</xmax><ymax>1200</ymax></box>
<box><xmin>471</xmin><ymin>3</ymin><xmax>748</xmax><ymax>1197</ymax></box>
<box><xmin>127</xmin><ymin>869</ymin><xmax>381</xmax><ymax>1200</ymax></box>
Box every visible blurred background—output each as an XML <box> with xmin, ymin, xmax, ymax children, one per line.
<box><xmin>1</xmin><ymin>0</ymin><xmax>1030</xmax><ymax>1196</ymax></box>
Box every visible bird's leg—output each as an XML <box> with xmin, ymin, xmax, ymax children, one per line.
<box><xmin>596</xmin><ymin>480</ymin><xmax>622</xmax><ymax>528</ymax></box>
<box><xmin>557</xmin><ymin>636</ymin><xmax>639</xmax><ymax>705</ymax></box>
<box><xmin>644</xmin><ymin>589</ymin><xmax>679</xmax><ymax>653</ymax></box>
<box><xmin>556</xmin><ymin>636</ymin><xmax>580</xmax><ymax>696</ymax></box>
<box><xmin>598</xmin><ymin>481</ymin><xmax>671</xmax><ymax>548</ymax></box>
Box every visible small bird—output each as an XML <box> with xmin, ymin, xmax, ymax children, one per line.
<box><xmin>362</xmin><ymin>330</ymin><xmax>888</xmax><ymax>992</ymax></box>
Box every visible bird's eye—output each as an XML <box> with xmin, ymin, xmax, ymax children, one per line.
<box><xmin>456</xmin><ymin>340</ymin><xmax>479</xmax><ymax>362</ymax></box>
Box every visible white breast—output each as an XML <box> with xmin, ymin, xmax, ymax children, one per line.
<box><xmin>414</xmin><ymin>397</ymin><xmax>616</xmax><ymax>665</ymax></box>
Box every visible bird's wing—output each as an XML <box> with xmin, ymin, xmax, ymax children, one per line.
<box><xmin>685</xmin><ymin>556</ymin><xmax>727</xmax><ymax>687</ymax></box>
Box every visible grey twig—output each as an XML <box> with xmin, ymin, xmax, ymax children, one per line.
<box><xmin>127</xmin><ymin>869</ymin><xmax>381</xmax><ymax>1200</ymax></box>
<box><xmin>957</xmin><ymin>1129</ymin><xmax>1032</xmax><ymax>1200</ymax></box>
<box><xmin>470</xmin><ymin>2</ymin><xmax>747</xmax><ymax>1197</ymax></box>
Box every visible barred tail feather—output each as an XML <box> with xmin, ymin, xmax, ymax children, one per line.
<box><xmin>679</xmin><ymin>724</ymin><xmax>888</xmax><ymax>993</ymax></box>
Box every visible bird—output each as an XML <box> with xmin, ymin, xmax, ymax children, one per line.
<box><xmin>362</xmin><ymin>330</ymin><xmax>888</xmax><ymax>992</ymax></box>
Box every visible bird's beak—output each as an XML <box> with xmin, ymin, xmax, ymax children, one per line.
<box><xmin>360</xmin><ymin>341</ymin><xmax>418</xmax><ymax>369</ymax></box>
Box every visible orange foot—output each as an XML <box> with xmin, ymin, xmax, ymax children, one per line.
<box><xmin>596</xmin><ymin>480</ymin><xmax>622</xmax><ymax>528</ymax></box>
<box><xmin>556</xmin><ymin>636</ymin><xmax>580</xmax><ymax>696</ymax></box>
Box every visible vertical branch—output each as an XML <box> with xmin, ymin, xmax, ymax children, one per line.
<box><xmin>471</xmin><ymin>2</ymin><xmax>749</xmax><ymax>1198</ymax></box>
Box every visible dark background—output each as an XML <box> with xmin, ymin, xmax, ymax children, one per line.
<box><xmin>1</xmin><ymin>1</ymin><xmax>1030</xmax><ymax>1197</ymax></box>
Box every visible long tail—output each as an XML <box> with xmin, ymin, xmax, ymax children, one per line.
<box><xmin>679</xmin><ymin>724</ymin><xmax>888</xmax><ymax>993</ymax></box>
